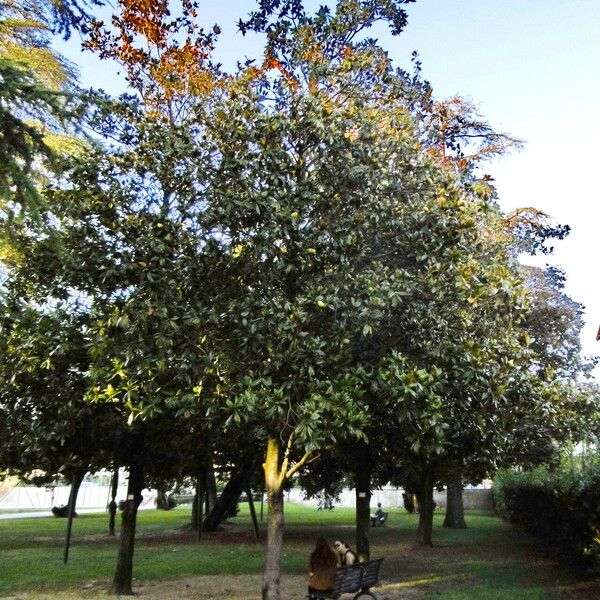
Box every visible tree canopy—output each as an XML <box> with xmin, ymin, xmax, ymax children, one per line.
<box><xmin>0</xmin><ymin>2</ymin><xmax>596</xmax><ymax>599</ymax></box>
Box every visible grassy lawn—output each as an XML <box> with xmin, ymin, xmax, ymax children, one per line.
<box><xmin>0</xmin><ymin>503</ymin><xmax>595</xmax><ymax>599</ymax></box>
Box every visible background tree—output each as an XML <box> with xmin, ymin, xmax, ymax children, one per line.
<box><xmin>0</xmin><ymin>0</ymin><xmax>97</xmax><ymax>282</ymax></box>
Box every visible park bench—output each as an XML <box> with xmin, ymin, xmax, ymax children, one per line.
<box><xmin>308</xmin><ymin>558</ymin><xmax>383</xmax><ymax>600</ymax></box>
<box><xmin>369</xmin><ymin>512</ymin><xmax>388</xmax><ymax>527</ymax></box>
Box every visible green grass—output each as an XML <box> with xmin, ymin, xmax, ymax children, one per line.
<box><xmin>433</xmin><ymin>562</ymin><xmax>546</xmax><ymax>600</ymax></box>
<box><xmin>0</xmin><ymin>504</ymin><xmax>590</xmax><ymax>598</ymax></box>
<box><xmin>0</xmin><ymin>506</ymin><xmax>191</xmax><ymax>543</ymax></box>
<box><xmin>0</xmin><ymin>506</ymin><xmax>306</xmax><ymax>593</ymax></box>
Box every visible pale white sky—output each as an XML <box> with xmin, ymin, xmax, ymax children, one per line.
<box><xmin>56</xmin><ymin>0</ymin><xmax>600</xmax><ymax>378</ymax></box>
<box><xmin>388</xmin><ymin>0</ymin><xmax>600</xmax><ymax>378</ymax></box>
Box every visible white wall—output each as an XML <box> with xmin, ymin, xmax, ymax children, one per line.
<box><xmin>286</xmin><ymin>487</ymin><xmax>494</xmax><ymax>511</ymax></box>
<box><xmin>1</xmin><ymin>483</ymin><xmax>493</xmax><ymax>511</ymax></box>
<box><xmin>0</xmin><ymin>484</ymin><xmax>157</xmax><ymax>509</ymax></box>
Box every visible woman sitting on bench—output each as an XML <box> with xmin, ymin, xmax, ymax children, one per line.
<box><xmin>334</xmin><ymin>540</ymin><xmax>357</xmax><ymax>565</ymax></box>
<box><xmin>308</xmin><ymin>538</ymin><xmax>338</xmax><ymax>596</ymax></box>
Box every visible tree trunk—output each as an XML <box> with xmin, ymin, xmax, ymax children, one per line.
<box><xmin>262</xmin><ymin>437</ymin><xmax>284</xmax><ymax>600</ymax></box>
<box><xmin>416</xmin><ymin>467</ymin><xmax>435</xmax><ymax>547</ymax></box>
<box><xmin>402</xmin><ymin>491</ymin><xmax>415</xmax><ymax>514</ymax></box>
<box><xmin>443</xmin><ymin>480</ymin><xmax>467</xmax><ymax>529</ymax></box>
<box><xmin>191</xmin><ymin>490</ymin><xmax>200</xmax><ymax>532</ymax></box>
<box><xmin>246</xmin><ymin>480</ymin><xmax>260</xmax><ymax>539</ymax></box>
<box><xmin>110</xmin><ymin>436</ymin><xmax>145</xmax><ymax>595</ymax></box>
<box><xmin>156</xmin><ymin>482</ymin><xmax>171</xmax><ymax>510</ymax></box>
<box><xmin>353</xmin><ymin>443</ymin><xmax>371</xmax><ymax>561</ymax></box>
<box><xmin>63</xmin><ymin>469</ymin><xmax>85</xmax><ymax>564</ymax></box>
<box><xmin>205</xmin><ymin>465</ymin><xmax>218</xmax><ymax>513</ymax></box>
<box><xmin>108</xmin><ymin>468</ymin><xmax>119</xmax><ymax>536</ymax></box>
<box><xmin>202</xmin><ymin>468</ymin><xmax>247</xmax><ymax>532</ymax></box>
<box><xmin>195</xmin><ymin>469</ymin><xmax>206</xmax><ymax>541</ymax></box>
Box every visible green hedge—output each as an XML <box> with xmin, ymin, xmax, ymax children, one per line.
<box><xmin>493</xmin><ymin>463</ymin><xmax>600</xmax><ymax>574</ymax></box>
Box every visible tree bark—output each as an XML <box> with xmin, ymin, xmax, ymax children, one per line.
<box><xmin>353</xmin><ymin>443</ymin><xmax>371</xmax><ymax>561</ymax></box>
<box><xmin>195</xmin><ymin>469</ymin><xmax>206</xmax><ymax>541</ymax></box>
<box><xmin>262</xmin><ymin>438</ymin><xmax>284</xmax><ymax>600</ymax></box>
<box><xmin>110</xmin><ymin>433</ymin><xmax>145</xmax><ymax>595</ymax></box>
<box><xmin>202</xmin><ymin>468</ymin><xmax>247</xmax><ymax>532</ymax></box>
<box><xmin>108</xmin><ymin>468</ymin><xmax>119</xmax><ymax>536</ymax></box>
<box><xmin>205</xmin><ymin>465</ymin><xmax>218</xmax><ymax>513</ymax></box>
<box><xmin>246</xmin><ymin>480</ymin><xmax>260</xmax><ymax>539</ymax></box>
<box><xmin>416</xmin><ymin>466</ymin><xmax>435</xmax><ymax>547</ymax></box>
<box><xmin>156</xmin><ymin>482</ymin><xmax>171</xmax><ymax>510</ymax></box>
<box><xmin>402</xmin><ymin>491</ymin><xmax>415</xmax><ymax>514</ymax></box>
<box><xmin>443</xmin><ymin>480</ymin><xmax>467</xmax><ymax>529</ymax></box>
<box><xmin>191</xmin><ymin>491</ymin><xmax>200</xmax><ymax>532</ymax></box>
<box><xmin>63</xmin><ymin>469</ymin><xmax>85</xmax><ymax>564</ymax></box>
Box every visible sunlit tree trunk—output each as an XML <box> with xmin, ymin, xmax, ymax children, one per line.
<box><xmin>262</xmin><ymin>437</ymin><xmax>284</xmax><ymax>600</ymax></box>
<box><xmin>261</xmin><ymin>435</ymin><xmax>313</xmax><ymax>600</ymax></box>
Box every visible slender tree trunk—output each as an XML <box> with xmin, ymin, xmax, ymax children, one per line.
<box><xmin>195</xmin><ymin>469</ymin><xmax>206</xmax><ymax>541</ymax></box>
<box><xmin>110</xmin><ymin>433</ymin><xmax>145</xmax><ymax>595</ymax></box>
<box><xmin>108</xmin><ymin>468</ymin><xmax>119</xmax><ymax>536</ymax></box>
<box><xmin>353</xmin><ymin>443</ymin><xmax>371</xmax><ymax>561</ymax></box>
<box><xmin>203</xmin><ymin>468</ymin><xmax>247</xmax><ymax>532</ymax></box>
<box><xmin>191</xmin><ymin>489</ymin><xmax>200</xmax><ymax>532</ymax></box>
<box><xmin>156</xmin><ymin>482</ymin><xmax>170</xmax><ymax>510</ymax></box>
<box><xmin>205</xmin><ymin>465</ymin><xmax>218</xmax><ymax>513</ymax></box>
<box><xmin>63</xmin><ymin>469</ymin><xmax>85</xmax><ymax>564</ymax></box>
<box><xmin>246</xmin><ymin>480</ymin><xmax>260</xmax><ymax>539</ymax></box>
<box><xmin>262</xmin><ymin>438</ymin><xmax>284</xmax><ymax>600</ymax></box>
<box><xmin>443</xmin><ymin>480</ymin><xmax>467</xmax><ymax>529</ymax></box>
<box><xmin>416</xmin><ymin>466</ymin><xmax>435</xmax><ymax>547</ymax></box>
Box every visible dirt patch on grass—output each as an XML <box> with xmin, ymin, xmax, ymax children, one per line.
<box><xmin>134</xmin><ymin>574</ymin><xmax>463</xmax><ymax>600</ymax></box>
<box><xmin>562</xmin><ymin>579</ymin><xmax>600</xmax><ymax>599</ymax></box>
<box><xmin>9</xmin><ymin>573</ymin><xmax>470</xmax><ymax>600</ymax></box>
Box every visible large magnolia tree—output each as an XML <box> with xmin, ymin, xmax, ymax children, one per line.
<box><xmin>198</xmin><ymin>0</ymin><xmax>545</xmax><ymax>592</ymax></box>
<box><xmin>3</xmin><ymin>2</ymin><xmax>593</xmax><ymax>599</ymax></box>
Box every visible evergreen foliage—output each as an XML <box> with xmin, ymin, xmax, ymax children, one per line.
<box><xmin>493</xmin><ymin>463</ymin><xmax>600</xmax><ymax>574</ymax></box>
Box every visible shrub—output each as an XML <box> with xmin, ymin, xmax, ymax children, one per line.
<box><xmin>493</xmin><ymin>463</ymin><xmax>600</xmax><ymax>574</ymax></box>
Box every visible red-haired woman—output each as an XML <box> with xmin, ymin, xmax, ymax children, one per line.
<box><xmin>308</xmin><ymin>537</ymin><xmax>338</xmax><ymax>595</ymax></box>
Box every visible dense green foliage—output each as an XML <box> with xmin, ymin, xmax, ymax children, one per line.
<box><xmin>493</xmin><ymin>463</ymin><xmax>600</xmax><ymax>574</ymax></box>
<box><xmin>1</xmin><ymin>0</ymin><xmax>598</xmax><ymax>596</ymax></box>
<box><xmin>0</xmin><ymin>0</ymin><xmax>81</xmax><ymax>215</ymax></box>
